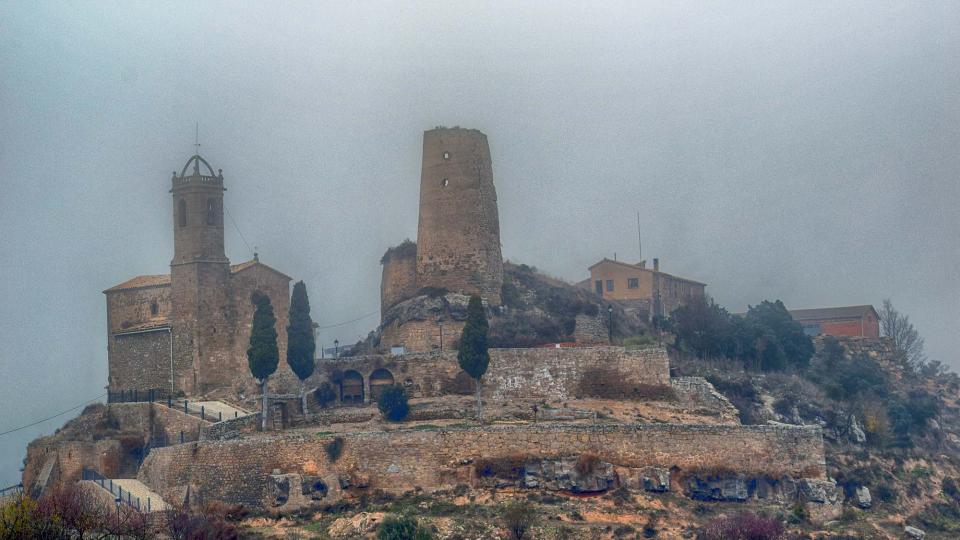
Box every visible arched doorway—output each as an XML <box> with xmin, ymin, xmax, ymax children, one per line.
<box><xmin>369</xmin><ymin>368</ymin><xmax>395</xmax><ymax>402</ymax></box>
<box><xmin>340</xmin><ymin>370</ymin><xmax>364</xmax><ymax>405</ymax></box>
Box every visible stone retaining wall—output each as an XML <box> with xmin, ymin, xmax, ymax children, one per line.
<box><xmin>140</xmin><ymin>422</ymin><xmax>825</xmax><ymax>508</ymax></box>
<box><xmin>307</xmin><ymin>346</ymin><xmax>670</xmax><ymax>409</ymax></box>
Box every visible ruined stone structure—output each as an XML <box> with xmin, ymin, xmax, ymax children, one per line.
<box><xmin>104</xmin><ymin>155</ymin><xmax>292</xmax><ymax>397</ymax></box>
<box><xmin>378</xmin><ymin>128</ymin><xmax>504</xmax><ymax>352</ymax></box>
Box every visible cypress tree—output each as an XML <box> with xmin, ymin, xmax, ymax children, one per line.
<box><xmin>458</xmin><ymin>295</ymin><xmax>490</xmax><ymax>420</ymax></box>
<box><xmin>248</xmin><ymin>291</ymin><xmax>279</xmax><ymax>430</ymax></box>
<box><xmin>286</xmin><ymin>281</ymin><xmax>316</xmax><ymax>414</ymax></box>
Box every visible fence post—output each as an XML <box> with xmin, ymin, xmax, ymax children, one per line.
<box><xmin>201</xmin><ymin>406</ymin><xmax>205</xmax><ymax>420</ymax></box>
<box><xmin>110</xmin><ymin>479</ymin><xmax>113</xmax><ymax>492</ymax></box>
<box><xmin>168</xmin><ymin>396</ymin><xmax>172</xmax><ymax>408</ymax></box>
<box><xmin>235</xmin><ymin>411</ymin><xmax>238</xmax><ymax>418</ymax></box>
<box><xmin>219</xmin><ymin>411</ymin><xmax>222</xmax><ymax>422</ymax></box>
<box><xmin>180</xmin><ymin>431</ymin><xmax>184</xmax><ymax>444</ymax></box>
<box><xmin>148</xmin><ymin>497</ymin><xmax>151</xmax><ymax>512</ymax></box>
<box><xmin>184</xmin><ymin>400</ymin><xmax>188</xmax><ymax>413</ymax></box>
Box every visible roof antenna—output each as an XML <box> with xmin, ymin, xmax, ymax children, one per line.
<box><xmin>637</xmin><ymin>211</ymin><xmax>642</xmax><ymax>263</ymax></box>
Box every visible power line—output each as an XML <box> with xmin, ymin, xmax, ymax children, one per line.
<box><xmin>315</xmin><ymin>310</ymin><xmax>379</xmax><ymax>330</ymax></box>
<box><xmin>224</xmin><ymin>205</ymin><xmax>254</xmax><ymax>256</ymax></box>
<box><xmin>0</xmin><ymin>393</ymin><xmax>107</xmax><ymax>438</ymax></box>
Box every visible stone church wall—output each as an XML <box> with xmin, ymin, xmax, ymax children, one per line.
<box><xmin>109</xmin><ymin>330</ymin><xmax>172</xmax><ymax>393</ymax></box>
<box><xmin>140</xmin><ymin>422</ymin><xmax>825</xmax><ymax>508</ymax></box>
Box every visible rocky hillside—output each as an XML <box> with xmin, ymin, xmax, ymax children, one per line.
<box><xmin>672</xmin><ymin>335</ymin><xmax>960</xmax><ymax>538</ymax></box>
<box><xmin>367</xmin><ymin>262</ymin><xmax>645</xmax><ymax>352</ymax></box>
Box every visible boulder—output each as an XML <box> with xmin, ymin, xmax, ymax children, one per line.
<box><xmin>849</xmin><ymin>415</ymin><xmax>867</xmax><ymax>444</ymax></box>
<box><xmin>523</xmin><ymin>456</ymin><xmax>616</xmax><ymax>493</ymax></box>
<box><xmin>904</xmin><ymin>526</ymin><xmax>926</xmax><ymax>539</ymax></box>
<box><xmin>641</xmin><ymin>467</ymin><xmax>670</xmax><ymax>493</ymax></box>
<box><xmin>688</xmin><ymin>475</ymin><xmax>748</xmax><ymax>501</ymax></box>
<box><xmin>855</xmin><ymin>486</ymin><xmax>871</xmax><ymax>509</ymax></box>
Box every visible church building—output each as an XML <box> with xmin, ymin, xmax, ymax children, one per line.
<box><xmin>103</xmin><ymin>154</ymin><xmax>292</xmax><ymax>398</ymax></box>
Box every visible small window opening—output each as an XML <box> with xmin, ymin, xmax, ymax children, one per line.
<box><xmin>441</xmin><ymin>178</ymin><xmax>449</xmax><ymax>187</ymax></box>
<box><xmin>628</xmin><ymin>278</ymin><xmax>639</xmax><ymax>289</ymax></box>
<box><xmin>606</xmin><ymin>279</ymin><xmax>614</xmax><ymax>292</ymax></box>
<box><xmin>150</xmin><ymin>301</ymin><xmax>158</xmax><ymax>316</ymax></box>
<box><xmin>178</xmin><ymin>199</ymin><xmax>187</xmax><ymax>228</ymax></box>
<box><xmin>206</xmin><ymin>198</ymin><xmax>216</xmax><ymax>225</ymax></box>
<box><xmin>443</xmin><ymin>151</ymin><xmax>450</xmax><ymax>160</ymax></box>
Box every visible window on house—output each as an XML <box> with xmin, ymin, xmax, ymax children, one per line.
<box><xmin>178</xmin><ymin>199</ymin><xmax>187</xmax><ymax>227</ymax></box>
<box><xmin>150</xmin><ymin>301</ymin><xmax>158</xmax><ymax>316</ymax></box>
<box><xmin>628</xmin><ymin>278</ymin><xmax>639</xmax><ymax>289</ymax></box>
<box><xmin>443</xmin><ymin>151</ymin><xmax>450</xmax><ymax>160</ymax></box>
<box><xmin>606</xmin><ymin>279</ymin><xmax>614</xmax><ymax>292</ymax></box>
<box><xmin>595</xmin><ymin>280</ymin><xmax>603</xmax><ymax>295</ymax></box>
<box><xmin>206</xmin><ymin>198</ymin><xmax>216</xmax><ymax>225</ymax></box>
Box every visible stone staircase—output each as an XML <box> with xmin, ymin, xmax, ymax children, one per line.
<box><xmin>81</xmin><ymin>469</ymin><xmax>170</xmax><ymax>512</ymax></box>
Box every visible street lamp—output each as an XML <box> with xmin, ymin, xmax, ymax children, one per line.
<box><xmin>114</xmin><ymin>496</ymin><xmax>121</xmax><ymax>537</ymax></box>
<box><xmin>607</xmin><ymin>305</ymin><xmax>614</xmax><ymax>344</ymax></box>
<box><xmin>334</xmin><ymin>339</ymin><xmax>339</xmax><ymax>358</ymax></box>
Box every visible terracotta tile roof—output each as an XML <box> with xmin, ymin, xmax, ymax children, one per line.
<box><xmin>587</xmin><ymin>258</ymin><xmax>707</xmax><ymax>286</ymax></box>
<box><xmin>230</xmin><ymin>259</ymin><xmax>293</xmax><ymax>281</ymax></box>
<box><xmin>104</xmin><ymin>274</ymin><xmax>171</xmax><ymax>293</ymax></box>
<box><xmin>789</xmin><ymin>305</ymin><xmax>878</xmax><ymax>321</ymax></box>
<box><xmin>105</xmin><ymin>258</ymin><xmax>291</xmax><ymax>293</ymax></box>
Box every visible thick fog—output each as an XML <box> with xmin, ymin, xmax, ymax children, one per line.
<box><xmin>1</xmin><ymin>1</ymin><xmax>958</xmax><ymax>485</ymax></box>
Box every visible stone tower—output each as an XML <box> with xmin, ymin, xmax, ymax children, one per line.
<box><xmin>169</xmin><ymin>155</ymin><xmax>233</xmax><ymax>394</ymax></box>
<box><xmin>416</xmin><ymin>128</ymin><xmax>503</xmax><ymax>305</ymax></box>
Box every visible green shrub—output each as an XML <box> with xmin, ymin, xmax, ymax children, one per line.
<box><xmin>377</xmin><ymin>514</ymin><xmax>433</xmax><ymax>540</ymax></box>
<box><xmin>325</xmin><ymin>436</ymin><xmax>344</xmax><ymax>462</ymax></box>
<box><xmin>378</xmin><ymin>385</ymin><xmax>410</xmax><ymax>422</ymax></box>
<box><xmin>501</xmin><ymin>500</ymin><xmax>536</xmax><ymax>540</ymax></box>
<box><xmin>314</xmin><ymin>382</ymin><xmax>336</xmax><ymax>408</ymax></box>
<box><xmin>624</xmin><ymin>335</ymin><xmax>656</xmax><ymax>348</ymax></box>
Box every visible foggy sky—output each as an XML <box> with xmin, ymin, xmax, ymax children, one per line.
<box><xmin>1</xmin><ymin>1</ymin><xmax>958</xmax><ymax>485</ymax></box>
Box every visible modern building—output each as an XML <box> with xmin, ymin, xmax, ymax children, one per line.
<box><xmin>587</xmin><ymin>258</ymin><xmax>706</xmax><ymax>320</ymax></box>
<box><xmin>788</xmin><ymin>305</ymin><xmax>880</xmax><ymax>338</ymax></box>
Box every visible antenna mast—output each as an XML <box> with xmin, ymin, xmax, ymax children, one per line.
<box><xmin>637</xmin><ymin>211</ymin><xmax>642</xmax><ymax>262</ymax></box>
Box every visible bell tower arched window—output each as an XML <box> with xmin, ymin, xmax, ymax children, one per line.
<box><xmin>178</xmin><ymin>199</ymin><xmax>187</xmax><ymax>228</ymax></box>
<box><xmin>206</xmin><ymin>199</ymin><xmax>216</xmax><ymax>226</ymax></box>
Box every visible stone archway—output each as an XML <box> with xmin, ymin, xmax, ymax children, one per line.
<box><xmin>340</xmin><ymin>370</ymin><xmax>364</xmax><ymax>405</ymax></box>
<box><xmin>369</xmin><ymin>368</ymin><xmax>395</xmax><ymax>402</ymax></box>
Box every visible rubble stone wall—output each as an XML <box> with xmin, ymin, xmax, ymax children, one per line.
<box><xmin>140</xmin><ymin>423</ymin><xmax>825</xmax><ymax>508</ymax></box>
<box><xmin>307</xmin><ymin>346</ymin><xmax>670</xmax><ymax>407</ymax></box>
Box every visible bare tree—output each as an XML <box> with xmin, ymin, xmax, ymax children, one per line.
<box><xmin>878</xmin><ymin>299</ymin><xmax>926</xmax><ymax>370</ymax></box>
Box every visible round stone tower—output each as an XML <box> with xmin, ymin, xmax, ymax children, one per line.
<box><xmin>380</xmin><ymin>240</ymin><xmax>419</xmax><ymax>319</ymax></box>
<box><xmin>415</xmin><ymin>128</ymin><xmax>503</xmax><ymax>305</ymax></box>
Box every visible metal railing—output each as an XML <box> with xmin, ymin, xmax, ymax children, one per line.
<box><xmin>108</xmin><ymin>388</ymin><xmax>172</xmax><ymax>404</ymax></box>
<box><xmin>0</xmin><ymin>484</ymin><xmax>23</xmax><ymax>498</ymax></box>
<box><xmin>81</xmin><ymin>469</ymin><xmax>153</xmax><ymax>513</ymax></box>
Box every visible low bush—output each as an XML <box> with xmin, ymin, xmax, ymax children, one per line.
<box><xmin>697</xmin><ymin>513</ymin><xmax>784</xmax><ymax>540</ymax></box>
<box><xmin>325</xmin><ymin>436</ymin><xmax>345</xmax><ymax>462</ymax></box>
<box><xmin>377</xmin><ymin>514</ymin><xmax>433</xmax><ymax>540</ymax></box>
<box><xmin>378</xmin><ymin>385</ymin><xmax>409</xmax><ymax>422</ymax></box>
<box><xmin>624</xmin><ymin>335</ymin><xmax>656</xmax><ymax>348</ymax></box>
<box><xmin>577</xmin><ymin>368</ymin><xmax>676</xmax><ymax>401</ymax></box>
<box><xmin>501</xmin><ymin>500</ymin><xmax>536</xmax><ymax>540</ymax></box>
<box><xmin>314</xmin><ymin>382</ymin><xmax>336</xmax><ymax>408</ymax></box>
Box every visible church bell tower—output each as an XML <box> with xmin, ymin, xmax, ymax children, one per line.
<box><xmin>169</xmin><ymin>154</ymin><xmax>233</xmax><ymax>395</ymax></box>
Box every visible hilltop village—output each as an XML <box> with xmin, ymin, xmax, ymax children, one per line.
<box><xmin>16</xmin><ymin>128</ymin><xmax>960</xmax><ymax>539</ymax></box>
